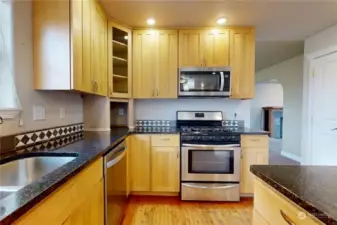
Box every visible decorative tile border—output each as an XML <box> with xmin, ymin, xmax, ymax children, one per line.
<box><xmin>0</xmin><ymin>123</ymin><xmax>83</xmax><ymax>156</ymax></box>
<box><xmin>14</xmin><ymin>124</ymin><xmax>83</xmax><ymax>149</ymax></box>
<box><xmin>135</xmin><ymin>120</ymin><xmax>175</xmax><ymax>127</ymax></box>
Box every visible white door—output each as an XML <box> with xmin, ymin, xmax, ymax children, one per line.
<box><xmin>311</xmin><ymin>52</ymin><xmax>337</xmax><ymax>165</ymax></box>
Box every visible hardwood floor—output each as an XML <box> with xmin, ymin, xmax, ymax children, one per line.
<box><xmin>122</xmin><ymin>196</ymin><xmax>253</xmax><ymax>225</ymax></box>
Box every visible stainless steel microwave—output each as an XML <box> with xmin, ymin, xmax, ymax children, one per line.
<box><xmin>178</xmin><ymin>67</ymin><xmax>231</xmax><ymax>97</ymax></box>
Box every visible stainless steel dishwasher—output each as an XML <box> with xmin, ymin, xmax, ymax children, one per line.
<box><xmin>104</xmin><ymin>139</ymin><xmax>127</xmax><ymax>225</ymax></box>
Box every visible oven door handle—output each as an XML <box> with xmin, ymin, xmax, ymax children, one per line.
<box><xmin>183</xmin><ymin>183</ymin><xmax>238</xmax><ymax>190</ymax></box>
<box><xmin>182</xmin><ymin>143</ymin><xmax>240</xmax><ymax>148</ymax></box>
<box><xmin>220</xmin><ymin>72</ymin><xmax>225</xmax><ymax>91</ymax></box>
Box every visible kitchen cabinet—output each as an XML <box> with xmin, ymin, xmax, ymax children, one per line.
<box><xmin>178</xmin><ymin>29</ymin><xmax>229</xmax><ymax>67</ymax></box>
<box><xmin>230</xmin><ymin>28</ymin><xmax>255</xmax><ymax>99</ymax></box>
<box><xmin>253</xmin><ymin>178</ymin><xmax>323</xmax><ymax>225</ymax></box>
<box><xmin>63</xmin><ymin>180</ymin><xmax>104</xmax><ymax>225</ymax></box>
<box><xmin>129</xmin><ymin>135</ymin><xmax>151</xmax><ymax>191</ymax></box>
<box><xmin>108</xmin><ymin>23</ymin><xmax>132</xmax><ymax>98</ymax></box>
<box><xmin>133</xmin><ymin>30</ymin><xmax>178</xmax><ymax>99</ymax></box>
<box><xmin>13</xmin><ymin>159</ymin><xmax>103</xmax><ymax>225</ymax></box>
<box><xmin>33</xmin><ymin>0</ymin><xmax>107</xmax><ymax>96</ymax></box>
<box><xmin>178</xmin><ymin>30</ymin><xmax>204</xmax><ymax>67</ymax></box>
<box><xmin>128</xmin><ymin>134</ymin><xmax>180</xmax><ymax>194</ymax></box>
<box><xmin>240</xmin><ymin>135</ymin><xmax>269</xmax><ymax>195</ymax></box>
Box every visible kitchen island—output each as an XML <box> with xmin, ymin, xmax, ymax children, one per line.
<box><xmin>251</xmin><ymin>165</ymin><xmax>337</xmax><ymax>225</ymax></box>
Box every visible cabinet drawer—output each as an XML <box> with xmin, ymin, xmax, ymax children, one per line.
<box><xmin>151</xmin><ymin>135</ymin><xmax>179</xmax><ymax>147</ymax></box>
<box><xmin>14</xmin><ymin>158</ymin><xmax>103</xmax><ymax>225</ymax></box>
<box><xmin>254</xmin><ymin>178</ymin><xmax>323</xmax><ymax>225</ymax></box>
<box><xmin>241</xmin><ymin>135</ymin><xmax>268</xmax><ymax>148</ymax></box>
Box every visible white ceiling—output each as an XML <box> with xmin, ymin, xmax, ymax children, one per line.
<box><xmin>100</xmin><ymin>0</ymin><xmax>337</xmax><ymax>70</ymax></box>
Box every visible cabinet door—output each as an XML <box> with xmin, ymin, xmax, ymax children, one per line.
<box><xmin>63</xmin><ymin>180</ymin><xmax>104</xmax><ymax>225</ymax></box>
<box><xmin>151</xmin><ymin>147</ymin><xmax>179</xmax><ymax>192</ymax></box>
<box><xmin>230</xmin><ymin>28</ymin><xmax>255</xmax><ymax>99</ymax></box>
<box><xmin>203</xmin><ymin>29</ymin><xmax>230</xmax><ymax>67</ymax></box>
<box><xmin>253</xmin><ymin>210</ymin><xmax>269</xmax><ymax>225</ymax></box>
<box><xmin>133</xmin><ymin>30</ymin><xmax>157</xmax><ymax>98</ymax></box>
<box><xmin>157</xmin><ymin>30</ymin><xmax>178</xmax><ymax>98</ymax></box>
<box><xmin>82</xmin><ymin>0</ymin><xmax>93</xmax><ymax>93</ymax></box>
<box><xmin>71</xmin><ymin>0</ymin><xmax>83</xmax><ymax>92</ymax></box>
<box><xmin>241</xmin><ymin>147</ymin><xmax>268</xmax><ymax>194</ymax></box>
<box><xmin>96</xmin><ymin>5</ymin><xmax>108</xmax><ymax>96</ymax></box>
<box><xmin>178</xmin><ymin>30</ymin><xmax>203</xmax><ymax>67</ymax></box>
<box><xmin>90</xmin><ymin>2</ymin><xmax>99</xmax><ymax>94</ymax></box>
<box><xmin>129</xmin><ymin>135</ymin><xmax>151</xmax><ymax>191</ymax></box>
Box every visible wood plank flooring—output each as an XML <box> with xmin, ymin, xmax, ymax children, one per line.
<box><xmin>122</xmin><ymin>196</ymin><xmax>253</xmax><ymax>225</ymax></box>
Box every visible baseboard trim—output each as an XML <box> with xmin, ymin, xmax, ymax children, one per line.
<box><xmin>281</xmin><ymin>151</ymin><xmax>301</xmax><ymax>162</ymax></box>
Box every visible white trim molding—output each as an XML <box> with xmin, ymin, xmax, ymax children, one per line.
<box><xmin>281</xmin><ymin>151</ymin><xmax>302</xmax><ymax>163</ymax></box>
<box><xmin>0</xmin><ymin>108</ymin><xmax>20</xmax><ymax>119</ymax></box>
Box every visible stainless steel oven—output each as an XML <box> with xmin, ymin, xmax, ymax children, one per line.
<box><xmin>179</xmin><ymin>67</ymin><xmax>231</xmax><ymax>97</ymax></box>
<box><xmin>181</xmin><ymin>143</ymin><xmax>241</xmax><ymax>202</ymax></box>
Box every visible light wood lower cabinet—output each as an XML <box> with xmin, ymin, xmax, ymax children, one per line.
<box><xmin>151</xmin><ymin>147</ymin><xmax>180</xmax><ymax>192</ymax></box>
<box><xmin>128</xmin><ymin>134</ymin><xmax>180</xmax><ymax>194</ymax></box>
<box><xmin>13</xmin><ymin>159</ymin><xmax>103</xmax><ymax>225</ymax></box>
<box><xmin>63</xmin><ymin>179</ymin><xmax>104</xmax><ymax>225</ymax></box>
<box><xmin>254</xmin><ymin>178</ymin><xmax>323</xmax><ymax>225</ymax></box>
<box><xmin>240</xmin><ymin>135</ymin><xmax>269</xmax><ymax>195</ymax></box>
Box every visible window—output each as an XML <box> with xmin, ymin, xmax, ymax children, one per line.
<box><xmin>0</xmin><ymin>0</ymin><xmax>21</xmax><ymax>119</ymax></box>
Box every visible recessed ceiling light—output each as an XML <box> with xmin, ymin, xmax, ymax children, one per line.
<box><xmin>147</xmin><ymin>18</ymin><xmax>156</xmax><ymax>26</ymax></box>
<box><xmin>217</xmin><ymin>17</ymin><xmax>227</xmax><ymax>25</ymax></box>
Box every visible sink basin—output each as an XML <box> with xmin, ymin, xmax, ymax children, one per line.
<box><xmin>0</xmin><ymin>155</ymin><xmax>76</xmax><ymax>199</ymax></box>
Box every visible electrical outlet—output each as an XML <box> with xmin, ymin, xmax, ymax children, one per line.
<box><xmin>33</xmin><ymin>105</ymin><xmax>46</xmax><ymax>121</ymax></box>
<box><xmin>60</xmin><ymin>108</ymin><xmax>65</xmax><ymax>119</ymax></box>
<box><xmin>118</xmin><ymin>108</ymin><xmax>124</xmax><ymax>116</ymax></box>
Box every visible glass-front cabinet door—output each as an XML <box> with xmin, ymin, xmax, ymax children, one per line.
<box><xmin>108</xmin><ymin>22</ymin><xmax>132</xmax><ymax>98</ymax></box>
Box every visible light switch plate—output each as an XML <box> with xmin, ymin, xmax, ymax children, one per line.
<box><xmin>118</xmin><ymin>108</ymin><xmax>124</xmax><ymax>116</ymax></box>
<box><xmin>60</xmin><ymin>108</ymin><xmax>65</xmax><ymax>119</ymax></box>
<box><xmin>33</xmin><ymin>105</ymin><xmax>46</xmax><ymax>121</ymax></box>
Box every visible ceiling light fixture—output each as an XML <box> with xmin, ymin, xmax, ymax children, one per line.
<box><xmin>217</xmin><ymin>17</ymin><xmax>227</xmax><ymax>25</ymax></box>
<box><xmin>147</xmin><ymin>18</ymin><xmax>156</xmax><ymax>26</ymax></box>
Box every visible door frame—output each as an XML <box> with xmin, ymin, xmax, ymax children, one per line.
<box><xmin>302</xmin><ymin>45</ymin><xmax>337</xmax><ymax>165</ymax></box>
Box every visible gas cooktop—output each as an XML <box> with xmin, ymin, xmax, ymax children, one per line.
<box><xmin>180</xmin><ymin>126</ymin><xmax>240</xmax><ymax>134</ymax></box>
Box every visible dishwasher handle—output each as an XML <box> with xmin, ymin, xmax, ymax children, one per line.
<box><xmin>106</xmin><ymin>147</ymin><xmax>126</xmax><ymax>168</ymax></box>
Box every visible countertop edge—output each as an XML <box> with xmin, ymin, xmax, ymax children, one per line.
<box><xmin>250</xmin><ymin>166</ymin><xmax>335</xmax><ymax>225</ymax></box>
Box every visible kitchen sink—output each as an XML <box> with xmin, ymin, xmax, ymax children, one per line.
<box><xmin>0</xmin><ymin>155</ymin><xmax>77</xmax><ymax>200</ymax></box>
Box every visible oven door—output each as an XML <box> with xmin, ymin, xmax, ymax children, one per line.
<box><xmin>179</xmin><ymin>68</ymin><xmax>231</xmax><ymax>97</ymax></box>
<box><xmin>181</xmin><ymin>144</ymin><xmax>241</xmax><ymax>182</ymax></box>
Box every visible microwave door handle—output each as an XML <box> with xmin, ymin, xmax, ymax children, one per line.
<box><xmin>220</xmin><ymin>72</ymin><xmax>225</xmax><ymax>91</ymax></box>
<box><xmin>182</xmin><ymin>144</ymin><xmax>240</xmax><ymax>148</ymax></box>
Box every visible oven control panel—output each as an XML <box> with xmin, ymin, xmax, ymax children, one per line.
<box><xmin>181</xmin><ymin>135</ymin><xmax>240</xmax><ymax>144</ymax></box>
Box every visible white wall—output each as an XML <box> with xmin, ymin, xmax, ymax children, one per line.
<box><xmin>256</xmin><ymin>55</ymin><xmax>304</xmax><ymax>159</ymax></box>
<box><xmin>135</xmin><ymin>99</ymin><xmax>251</xmax><ymax>127</ymax></box>
<box><xmin>0</xmin><ymin>0</ymin><xmax>83</xmax><ymax>136</ymax></box>
<box><xmin>302</xmin><ymin>24</ymin><xmax>337</xmax><ymax>164</ymax></box>
<box><xmin>250</xmin><ymin>83</ymin><xmax>283</xmax><ymax>131</ymax></box>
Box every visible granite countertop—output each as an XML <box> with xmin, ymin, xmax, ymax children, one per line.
<box><xmin>0</xmin><ymin>128</ymin><xmax>129</xmax><ymax>225</ymax></box>
<box><xmin>251</xmin><ymin>165</ymin><xmax>337</xmax><ymax>225</ymax></box>
<box><xmin>0</xmin><ymin>126</ymin><xmax>267</xmax><ymax>224</ymax></box>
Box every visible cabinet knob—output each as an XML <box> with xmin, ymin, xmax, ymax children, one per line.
<box><xmin>156</xmin><ymin>89</ymin><xmax>159</xmax><ymax>96</ymax></box>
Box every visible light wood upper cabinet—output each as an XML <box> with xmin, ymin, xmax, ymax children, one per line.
<box><xmin>179</xmin><ymin>30</ymin><xmax>204</xmax><ymax>67</ymax></box>
<box><xmin>203</xmin><ymin>29</ymin><xmax>230</xmax><ymax>67</ymax></box>
<box><xmin>33</xmin><ymin>0</ymin><xmax>107</xmax><ymax>96</ymax></box>
<box><xmin>129</xmin><ymin>135</ymin><xmax>151</xmax><ymax>192</ymax></box>
<box><xmin>151</xmin><ymin>147</ymin><xmax>180</xmax><ymax>192</ymax></box>
<box><xmin>108</xmin><ymin>23</ymin><xmax>132</xmax><ymax>98</ymax></box>
<box><xmin>230</xmin><ymin>28</ymin><xmax>255</xmax><ymax>99</ymax></box>
<box><xmin>133</xmin><ymin>30</ymin><xmax>157</xmax><ymax>98</ymax></box>
<box><xmin>133</xmin><ymin>30</ymin><xmax>178</xmax><ymax>99</ymax></box>
<box><xmin>240</xmin><ymin>135</ymin><xmax>269</xmax><ymax>195</ymax></box>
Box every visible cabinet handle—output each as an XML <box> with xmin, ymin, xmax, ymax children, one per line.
<box><xmin>156</xmin><ymin>89</ymin><xmax>159</xmax><ymax>96</ymax></box>
<box><xmin>110</xmin><ymin>87</ymin><xmax>112</xmax><ymax>96</ymax></box>
<box><xmin>152</xmin><ymin>89</ymin><xmax>155</xmax><ymax>97</ymax></box>
<box><xmin>95</xmin><ymin>82</ymin><xmax>98</xmax><ymax>92</ymax></box>
<box><xmin>280</xmin><ymin>210</ymin><xmax>295</xmax><ymax>225</ymax></box>
<box><xmin>160</xmin><ymin>138</ymin><xmax>170</xmax><ymax>141</ymax></box>
<box><xmin>177</xmin><ymin>152</ymin><xmax>179</xmax><ymax>159</ymax></box>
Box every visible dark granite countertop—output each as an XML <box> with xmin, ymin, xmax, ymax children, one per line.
<box><xmin>251</xmin><ymin>165</ymin><xmax>337</xmax><ymax>225</ymax></box>
<box><xmin>0</xmin><ymin>128</ymin><xmax>129</xmax><ymax>225</ymax></box>
<box><xmin>0</xmin><ymin>126</ymin><xmax>267</xmax><ymax>224</ymax></box>
<box><xmin>234</xmin><ymin>127</ymin><xmax>269</xmax><ymax>135</ymax></box>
